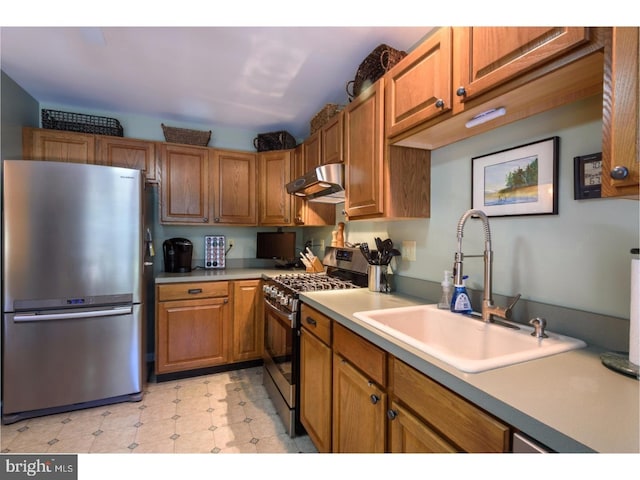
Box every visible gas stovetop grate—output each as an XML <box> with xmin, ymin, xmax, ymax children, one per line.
<box><xmin>271</xmin><ymin>272</ymin><xmax>361</xmax><ymax>293</ymax></box>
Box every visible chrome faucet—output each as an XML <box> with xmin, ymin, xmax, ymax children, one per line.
<box><xmin>453</xmin><ymin>209</ymin><xmax>521</xmax><ymax>323</ymax></box>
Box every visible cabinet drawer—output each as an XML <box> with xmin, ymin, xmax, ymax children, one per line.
<box><xmin>391</xmin><ymin>358</ymin><xmax>509</xmax><ymax>452</ymax></box>
<box><xmin>333</xmin><ymin>323</ymin><xmax>386</xmax><ymax>386</ymax></box>
<box><xmin>300</xmin><ymin>304</ymin><xmax>332</xmax><ymax>345</ymax></box>
<box><xmin>157</xmin><ymin>281</ymin><xmax>229</xmax><ymax>301</ymax></box>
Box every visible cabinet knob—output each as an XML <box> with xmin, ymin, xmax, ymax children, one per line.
<box><xmin>284</xmin><ymin>218</ymin><xmax>289</xmax><ymax>223</ymax></box>
<box><xmin>214</xmin><ymin>217</ymin><xmax>220</xmax><ymax>223</ymax></box>
<box><xmin>203</xmin><ymin>218</ymin><xmax>208</xmax><ymax>222</ymax></box>
<box><xmin>387</xmin><ymin>409</ymin><xmax>398</xmax><ymax>420</ymax></box>
<box><xmin>370</xmin><ymin>394</ymin><xmax>380</xmax><ymax>405</ymax></box>
<box><xmin>435</xmin><ymin>99</ymin><xmax>445</xmax><ymax>109</ymax></box>
<box><xmin>610</xmin><ymin>166</ymin><xmax>629</xmax><ymax>180</ymax></box>
<box><xmin>456</xmin><ymin>86</ymin><xmax>467</xmax><ymax>97</ymax></box>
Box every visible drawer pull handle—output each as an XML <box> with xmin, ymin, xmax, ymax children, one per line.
<box><xmin>305</xmin><ymin>317</ymin><xmax>317</xmax><ymax>326</ymax></box>
<box><xmin>188</xmin><ymin>288</ymin><xmax>203</xmax><ymax>294</ymax></box>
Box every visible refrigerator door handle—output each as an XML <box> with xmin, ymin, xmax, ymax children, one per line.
<box><xmin>14</xmin><ymin>306</ymin><xmax>133</xmax><ymax>322</ymax></box>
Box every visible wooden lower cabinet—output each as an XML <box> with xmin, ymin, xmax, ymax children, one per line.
<box><xmin>230</xmin><ymin>280</ymin><xmax>263</xmax><ymax>362</ymax></box>
<box><xmin>389</xmin><ymin>357</ymin><xmax>510</xmax><ymax>452</ymax></box>
<box><xmin>332</xmin><ymin>352</ymin><xmax>386</xmax><ymax>453</ymax></box>
<box><xmin>299</xmin><ymin>303</ymin><xmax>513</xmax><ymax>453</ymax></box>
<box><xmin>155</xmin><ymin>279</ymin><xmax>263</xmax><ymax>375</ymax></box>
<box><xmin>299</xmin><ymin>305</ymin><xmax>333</xmax><ymax>452</ymax></box>
<box><xmin>332</xmin><ymin>322</ymin><xmax>387</xmax><ymax>453</ymax></box>
<box><xmin>388</xmin><ymin>400</ymin><xmax>457</xmax><ymax>453</ymax></box>
<box><xmin>156</xmin><ymin>295</ymin><xmax>229</xmax><ymax>374</ymax></box>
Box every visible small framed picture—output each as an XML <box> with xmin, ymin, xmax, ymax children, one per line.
<box><xmin>573</xmin><ymin>152</ymin><xmax>602</xmax><ymax>200</ymax></box>
<box><xmin>471</xmin><ymin>137</ymin><xmax>559</xmax><ymax>217</ymax></box>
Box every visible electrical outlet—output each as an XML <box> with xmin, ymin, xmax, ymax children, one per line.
<box><xmin>320</xmin><ymin>239</ymin><xmax>325</xmax><ymax>251</ymax></box>
<box><xmin>228</xmin><ymin>238</ymin><xmax>234</xmax><ymax>248</ymax></box>
<box><xmin>402</xmin><ymin>240</ymin><xmax>417</xmax><ymax>261</ymax></box>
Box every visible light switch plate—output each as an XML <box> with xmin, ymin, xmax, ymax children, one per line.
<box><xmin>402</xmin><ymin>241</ymin><xmax>416</xmax><ymax>261</ymax></box>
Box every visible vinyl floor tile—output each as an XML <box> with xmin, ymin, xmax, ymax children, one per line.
<box><xmin>0</xmin><ymin>366</ymin><xmax>317</xmax><ymax>454</ymax></box>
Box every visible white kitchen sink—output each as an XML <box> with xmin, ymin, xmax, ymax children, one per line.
<box><xmin>353</xmin><ymin>304</ymin><xmax>586</xmax><ymax>373</ymax></box>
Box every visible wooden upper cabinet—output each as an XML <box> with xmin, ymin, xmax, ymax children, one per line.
<box><xmin>258</xmin><ymin>149</ymin><xmax>293</xmax><ymax>225</ymax></box>
<box><xmin>602</xmin><ymin>27</ymin><xmax>639</xmax><ymax>198</ymax></box>
<box><xmin>23</xmin><ymin>127</ymin><xmax>95</xmax><ymax>164</ymax></box>
<box><xmin>385</xmin><ymin>27</ymin><xmax>453</xmax><ymax>138</ymax></box>
<box><xmin>95</xmin><ymin>136</ymin><xmax>157</xmax><ymax>182</ymax></box>
<box><xmin>321</xmin><ymin>111</ymin><xmax>344</xmax><ymax>164</ymax></box>
<box><xmin>292</xmin><ymin>144</ymin><xmax>336</xmax><ymax>226</ymax></box>
<box><xmin>453</xmin><ymin>27</ymin><xmax>589</xmax><ymax>112</ymax></box>
<box><xmin>159</xmin><ymin>143</ymin><xmax>210</xmax><ymax>224</ymax></box>
<box><xmin>344</xmin><ymin>79</ymin><xmax>385</xmax><ymax>219</ymax></box>
<box><xmin>303</xmin><ymin>132</ymin><xmax>321</xmax><ymax>172</ymax></box>
<box><xmin>211</xmin><ymin>149</ymin><xmax>257</xmax><ymax>224</ymax></box>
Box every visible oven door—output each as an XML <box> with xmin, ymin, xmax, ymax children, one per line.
<box><xmin>263</xmin><ymin>298</ymin><xmax>297</xmax><ymax>410</ymax></box>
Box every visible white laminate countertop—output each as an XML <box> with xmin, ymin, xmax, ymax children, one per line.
<box><xmin>299</xmin><ymin>289</ymin><xmax>640</xmax><ymax>454</ymax></box>
<box><xmin>154</xmin><ymin>268</ymin><xmax>292</xmax><ymax>284</ymax></box>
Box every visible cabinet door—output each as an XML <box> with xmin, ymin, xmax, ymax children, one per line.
<box><xmin>258</xmin><ymin>150</ymin><xmax>293</xmax><ymax>225</ymax></box>
<box><xmin>23</xmin><ymin>127</ymin><xmax>95</xmax><ymax>164</ymax></box>
<box><xmin>391</xmin><ymin>358</ymin><xmax>510</xmax><ymax>452</ymax></box>
<box><xmin>159</xmin><ymin>143</ymin><xmax>210</xmax><ymax>224</ymax></box>
<box><xmin>212</xmin><ymin>149</ymin><xmax>257</xmax><ymax>224</ymax></box>
<box><xmin>231</xmin><ymin>280</ymin><xmax>263</xmax><ymax>362</ymax></box>
<box><xmin>156</xmin><ymin>296</ymin><xmax>229</xmax><ymax>374</ymax></box>
<box><xmin>602</xmin><ymin>27</ymin><xmax>639</xmax><ymax>197</ymax></box>
<box><xmin>292</xmin><ymin>145</ymin><xmax>336</xmax><ymax>226</ymax></box>
<box><xmin>344</xmin><ymin>79</ymin><xmax>385</xmax><ymax>219</ymax></box>
<box><xmin>388</xmin><ymin>401</ymin><xmax>458</xmax><ymax>453</ymax></box>
<box><xmin>300</xmin><ymin>327</ymin><xmax>332</xmax><ymax>453</ymax></box>
<box><xmin>385</xmin><ymin>27</ymin><xmax>453</xmax><ymax>138</ymax></box>
<box><xmin>332</xmin><ymin>353</ymin><xmax>386</xmax><ymax>453</ymax></box>
<box><xmin>321</xmin><ymin>112</ymin><xmax>343</xmax><ymax>164</ymax></box>
<box><xmin>303</xmin><ymin>132</ymin><xmax>321</xmax><ymax>172</ymax></box>
<box><xmin>95</xmin><ymin>136</ymin><xmax>157</xmax><ymax>182</ymax></box>
<box><xmin>453</xmin><ymin>27</ymin><xmax>588</xmax><ymax>111</ymax></box>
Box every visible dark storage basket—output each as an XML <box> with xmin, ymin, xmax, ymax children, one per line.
<box><xmin>253</xmin><ymin>131</ymin><xmax>297</xmax><ymax>152</ymax></box>
<box><xmin>161</xmin><ymin>123</ymin><xmax>212</xmax><ymax>146</ymax></box>
<box><xmin>41</xmin><ymin>109</ymin><xmax>124</xmax><ymax>137</ymax></box>
<box><xmin>346</xmin><ymin>44</ymin><xmax>407</xmax><ymax>101</ymax></box>
<box><xmin>310</xmin><ymin>103</ymin><xmax>344</xmax><ymax>135</ymax></box>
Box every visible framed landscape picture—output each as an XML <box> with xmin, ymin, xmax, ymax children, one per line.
<box><xmin>471</xmin><ymin>137</ymin><xmax>559</xmax><ymax>217</ymax></box>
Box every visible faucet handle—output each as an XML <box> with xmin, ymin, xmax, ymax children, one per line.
<box><xmin>500</xmin><ymin>293</ymin><xmax>521</xmax><ymax>320</ymax></box>
<box><xmin>529</xmin><ymin>317</ymin><xmax>549</xmax><ymax>338</ymax></box>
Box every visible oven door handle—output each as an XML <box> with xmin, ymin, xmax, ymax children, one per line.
<box><xmin>264</xmin><ymin>298</ymin><xmax>296</xmax><ymax>327</ymax></box>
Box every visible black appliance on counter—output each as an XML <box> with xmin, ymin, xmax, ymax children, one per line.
<box><xmin>163</xmin><ymin>238</ymin><xmax>193</xmax><ymax>273</ymax></box>
<box><xmin>262</xmin><ymin>246</ymin><xmax>369</xmax><ymax>437</ymax></box>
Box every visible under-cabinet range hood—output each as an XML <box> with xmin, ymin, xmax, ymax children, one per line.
<box><xmin>286</xmin><ymin>163</ymin><xmax>345</xmax><ymax>204</ymax></box>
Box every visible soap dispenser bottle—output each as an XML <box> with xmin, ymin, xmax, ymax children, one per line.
<box><xmin>437</xmin><ymin>270</ymin><xmax>453</xmax><ymax>309</ymax></box>
<box><xmin>450</xmin><ymin>275</ymin><xmax>472</xmax><ymax>314</ymax></box>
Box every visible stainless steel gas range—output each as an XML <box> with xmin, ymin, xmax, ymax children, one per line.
<box><xmin>262</xmin><ymin>246</ymin><xmax>369</xmax><ymax>436</ymax></box>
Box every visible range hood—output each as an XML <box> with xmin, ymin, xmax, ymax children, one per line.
<box><xmin>286</xmin><ymin>163</ymin><xmax>345</xmax><ymax>204</ymax></box>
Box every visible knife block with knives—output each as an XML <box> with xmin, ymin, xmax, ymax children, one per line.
<box><xmin>300</xmin><ymin>247</ymin><xmax>324</xmax><ymax>273</ymax></box>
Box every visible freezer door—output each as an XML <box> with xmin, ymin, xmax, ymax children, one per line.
<box><xmin>2</xmin><ymin>305</ymin><xmax>143</xmax><ymax>417</ymax></box>
<box><xmin>2</xmin><ymin>160</ymin><xmax>143</xmax><ymax>312</ymax></box>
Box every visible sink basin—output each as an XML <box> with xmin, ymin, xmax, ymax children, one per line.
<box><xmin>353</xmin><ymin>304</ymin><xmax>586</xmax><ymax>373</ymax></box>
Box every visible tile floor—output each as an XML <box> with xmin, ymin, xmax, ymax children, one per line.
<box><xmin>0</xmin><ymin>366</ymin><xmax>317</xmax><ymax>454</ymax></box>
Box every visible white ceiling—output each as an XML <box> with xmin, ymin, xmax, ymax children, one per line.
<box><xmin>1</xmin><ymin>26</ymin><xmax>432</xmax><ymax>140</ymax></box>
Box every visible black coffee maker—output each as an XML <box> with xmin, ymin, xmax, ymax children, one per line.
<box><xmin>163</xmin><ymin>238</ymin><xmax>193</xmax><ymax>273</ymax></box>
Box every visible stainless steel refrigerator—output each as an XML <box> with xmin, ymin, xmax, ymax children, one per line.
<box><xmin>2</xmin><ymin>160</ymin><xmax>147</xmax><ymax>424</ymax></box>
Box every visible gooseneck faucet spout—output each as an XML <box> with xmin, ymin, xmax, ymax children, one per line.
<box><xmin>453</xmin><ymin>209</ymin><xmax>521</xmax><ymax>323</ymax></box>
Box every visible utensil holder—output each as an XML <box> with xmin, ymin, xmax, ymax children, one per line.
<box><xmin>368</xmin><ymin>265</ymin><xmax>392</xmax><ymax>293</ymax></box>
